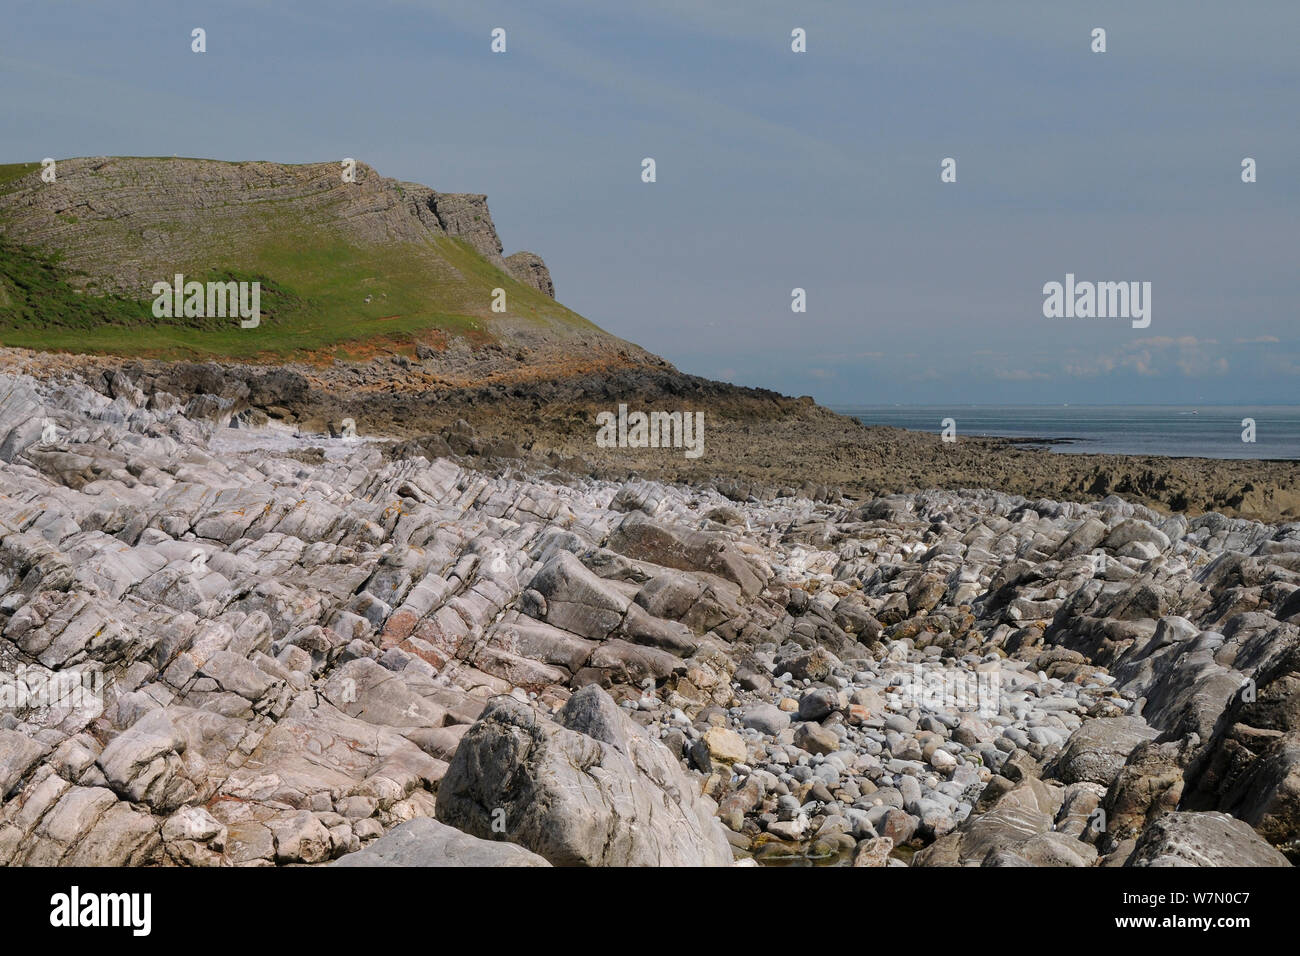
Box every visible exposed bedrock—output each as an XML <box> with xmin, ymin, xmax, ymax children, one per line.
<box><xmin>0</xmin><ymin>367</ymin><xmax>1297</xmax><ymax>866</ymax></box>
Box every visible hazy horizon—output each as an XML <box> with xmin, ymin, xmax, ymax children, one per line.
<box><xmin>832</xmin><ymin>402</ymin><xmax>1300</xmax><ymax>407</ymax></box>
<box><xmin>3</xmin><ymin>0</ymin><xmax>1297</xmax><ymax>405</ymax></box>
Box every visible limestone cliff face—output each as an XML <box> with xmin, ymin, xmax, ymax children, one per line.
<box><xmin>504</xmin><ymin>251</ymin><xmax>555</xmax><ymax>298</ymax></box>
<box><xmin>408</xmin><ymin>187</ymin><xmax>555</xmax><ymax>296</ymax></box>
<box><xmin>0</xmin><ymin>156</ymin><xmax>555</xmax><ymax>298</ymax></box>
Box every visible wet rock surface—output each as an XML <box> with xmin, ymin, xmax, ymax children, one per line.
<box><xmin>1</xmin><ymin>367</ymin><xmax>1298</xmax><ymax>866</ymax></box>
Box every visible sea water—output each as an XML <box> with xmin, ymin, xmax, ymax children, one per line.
<box><xmin>832</xmin><ymin>405</ymin><xmax>1300</xmax><ymax>460</ymax></box>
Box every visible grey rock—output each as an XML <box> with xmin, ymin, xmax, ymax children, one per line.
<box><xmin>793</xmin><ymin>722</ymin><xmax>839</xmax><ymax>756</ymax></box>
<box><xmin>0</xmin><ymin>729</ymin><xmax>47</xmax><ymax>798</ymax></box>
<box><xmin>333</xmin><ymin>816</ymin><xmax>550</xmax><ymax>866</ymax></box>
<box><xmin>797</xmin><ymin>687</ymin><xmax>839</xmax><ymax>722</ymax></box>
<box><xmin>1126</xmin><ymin>811</ymin><xmax>1291</xmax><ymax>867</ymax></box>
<box><xmin>1047</xmin><ymin>717</ymin><xmax>1159</xmax><ymax>787</ymax></box>
<box><xmin>742</xmin><ymin>704</ymin><xmax>791</xmax><ymax>736</ymax></box>
<box><xmin>95</xmin><ymin>709</ymin><xmax>192</xmax><ymax>811</ymax></box>
<box><xmin>435</xmin><ymin>685</ymin><xmax>732</xmax><ymax>866</ymax></box>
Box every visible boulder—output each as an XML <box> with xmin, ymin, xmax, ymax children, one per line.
<box><xmin>797</xmin><ymin>687</ymin><xmax>839</xmax><ymax>722</ymax></box>
<box><xmin>527</xmin><ymin>551</ymin><xmax>630</xmax><ymax>640</ymax></box>
<box><xmin>701</xmin><ymin>727</ymin><xmax>747</xmax><ymax>766</ymax></box>
<box><xmin>1102</xmin><ymin>734</ymin><xmax>1200</xmax><ymax>843</ymax></box>
<box><xmin>1047</xmin><ymin>717</ymin><xmax>1159</xmax><ymax>787</ymax></box>
<box><xmin>1103</xmin><ymin>518</ymin><xmax>1171</xmax><ymax>554</ymax></box>
<box><xmin>333</xmin><ymin>816</ymin><xmax>550</xmax><ymax>866</ymax></box>
<box><xmin>606</xmin><ymin>512</ymin><xmax>764</xmax><ymax>596</ymax></box>
<box><xmin>1054</xmin><ymin>518</ymin><xmax>1107</xmax><ymax>560</ymax></box>
<box><xmin>793</xmin><ymin>721</ymin><xmax>839</xmax><ymax>756</ymax></box>
<box><xmin>775</xmin><ymin>646</ymin><xmax>838</xmax><ymax>682</ymax></box>
<box><xmin>912</xmin><ymin>803</ymin><xmax>1054</xmax><ymax>867</ymax></box>
<box><xmin>95</xmin><ymin>709</ymin><xmax>193</xmax><ymax>812</ymax></box>
<box><xmin>741</xmin><ymin>704</ymin><xmax>790</xmax><ymax>735</ymax></box>
<box><xmin>435</xmin><ymin>685</ymin><xmax>733</xmax><ymax>866</ymax></box>
<box><xmin>1125</xmin><ymin>811</ymin><xmax>1291</xmax><ymax>867</ymax></box>
<box><xmin>0</xmin><ymin>729</ymin><xmax>47</xmax><ymax>798</ymax></box>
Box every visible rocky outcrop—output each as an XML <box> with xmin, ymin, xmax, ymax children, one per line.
<box><xmin>1</xmin><ymin>363</ymin><xmax>1298</xmax><ymax>868</ymax></box>
<box><xmin>423</xmin><ymin>192</ymin><xmax>552</xmax><ymax>297</ymax></box>
<box><xmin>1125</xmin><ymin>811</ymin><xmax>1290</xmax><ymax>867</ymax></box>
<box><xmin>1100</xmin><ymin>734</ymin><xmax>1201</xmax><ymax>844</ymax></box>
<box><xmin>1181</xmin><ymin>640</ymin><xmax>1300</xmax><ymax>850</ymax></box>
<box><xmin>504</xmin><ymin>251</ymin><xmax>555</xmax><ymax>298</ymax></box>
<box><xmin>1045</xmin><ymin>717</ymin><xmax>1158</xmax><ymax>788</ymax></box>
<box><xmin>421</xmin><ymin>191</ymin><xmax>504</xmax><ymax>262</ymax></box>
<box><xmin>435</xmin><ymin>685</ymin><xmax>733</xmax><ymax>866</ymax></box>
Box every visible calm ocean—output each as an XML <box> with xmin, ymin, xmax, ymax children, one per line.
<box><xmin>832</xmin><ymin>406</ymin><xmax>1300</xmax><ymax>461</ymax></box>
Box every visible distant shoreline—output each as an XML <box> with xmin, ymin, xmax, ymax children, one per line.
<box><xmin>832</xmin><ymin>405</ymin><xmax>1300</xmax><ymax>463</ymax></box>
<box><xmin>4</xmin><ymin>347</ymin><xmax>1300</xmax><ymax>521</ymax></box>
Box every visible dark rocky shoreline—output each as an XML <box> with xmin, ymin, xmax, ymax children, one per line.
<box><xmin>6</xmin><ymin>348</ymin><xmax>1296</xmax><ymax>523</ymax></box>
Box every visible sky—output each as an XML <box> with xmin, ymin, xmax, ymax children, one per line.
<box><xmin>2</xmin><ymin>0</ymin><xmax>1297</xmax><ymax>404</ymax></box>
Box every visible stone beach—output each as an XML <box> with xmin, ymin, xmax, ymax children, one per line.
<box><xmin>0</xmin><ymin>365</ymin><xmax>1297</xmax><ymax>867</ymax></box>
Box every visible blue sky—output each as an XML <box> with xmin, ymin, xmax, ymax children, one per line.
<box><xmin>3</xmin><ymin>0</ymin><xmax>1297</xmax><ymax>403</ymax></box>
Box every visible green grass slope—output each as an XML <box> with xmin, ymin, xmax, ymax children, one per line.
<box><xmin>0</xmin><ymin>158</ymin><xmax>602</xmax><ymax>361</ymax></box>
